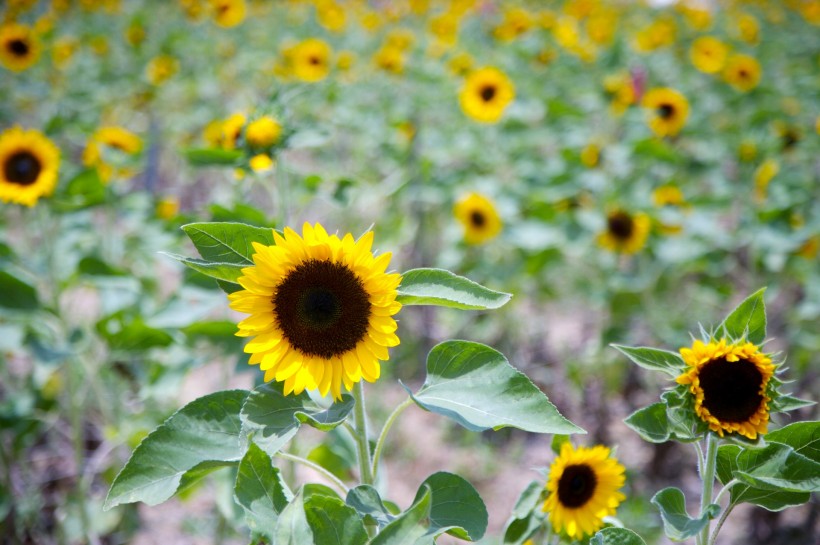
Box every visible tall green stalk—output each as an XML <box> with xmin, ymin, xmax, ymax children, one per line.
<box><xmin>698</xmin><ymin>434</ymin><xmax>718</xmax><ymax>545</ymax></box>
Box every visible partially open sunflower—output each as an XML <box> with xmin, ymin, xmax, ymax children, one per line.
<box><xmin>0</xmin><ymin>23</ymin><xmax>40</xmax><ymax>72</ymax></box>
<box><xmin>0</xmin><ymin>126</ymin><xmax>60</xmax><ymax>207</ymax></box>
<box><xmin>228</xmin><ymin>223</ymin><xmax>401</xmax><ymax>400</ymax></box>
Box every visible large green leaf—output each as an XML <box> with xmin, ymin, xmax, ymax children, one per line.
<box><xmin>732</xmin><ymin>442</ymin><xmax>820</xmax><ymax>493</ymax></box>
<box><xmin>274</xmin><ymin>489</ymin><xmax>314</xmax><ymax>545</ymax></box>
<box><xmin>241</xmin><ymin>382</ymin><xmax>355</xmax><ymax>458</ymax></box>
<box><xmin>0</xmin><ymin>271</ymin><xmax>38</xmax><ymax>310</ymax></box>
<box><xmin>163</xmin><ymin>253</ymin><xmax>245</xmax><ymax>284</ymax></box>
<box><xmin>369</xmin><ymin>486</ymin><xmax>432</xmax><ymax>545</ymax></box>
<box><xmin>346</xmin><ymin>485</ymin><xmax>395</xmax><ymax>529</ymax></box>
<box><xmin>610</xmin><ymin>345</ymin><xmax>684</xmax><ymax>378</ymax></box>
<box><xmin>304</xmin><ymin>494</ymin><xmax>369</xmax><ymax>545</ymax></box>
<box><xmin>589</xmin><ymin>528</ymin><xmax>648</xmax><ymax>545</ymax></box>
<box><xmin>766</xmin><ymin>421</ymin><xmax>820</xmax><ymax>462</ymax></box>
<box><xmin>407</xmin><ymin>341</ymin><xmax>583</xmax><ymax>434</ymax></box>
<box><xmin>104</xmin><ymin>390</ymin><xmax>249</xmax><ymax>510</ymax></box>
<box><xmin>234</xmin><ymin>442</ymin><xmax>292</xmax><ymax>542</ymax></box>
<box><xmin>412</xmin><ymin>472</ymin><xmax>488</xmax><ymax>541</ymax></box>
<box><xmin>396</xmin><ymin>268</ymin><xmax>512</xmax><ymax>310</ymax></box>
<box><xmin>182</xmin><ymin>222</ymin><xmax>276</xmax><ymax>265</ymax></box>
<box><xmin>718</xmin><ymin>288</ymin><xmax>766</xmax><ymax>344</ymax></box>
<box><xmin>624</xmin><ymin>403</ymin><xmax>671</xmax><ymax>443</ymax></box>
<box><xmin>651</xmin><ymin>487</ymin><xmax>719</xmax><ymax>541</ymax></box>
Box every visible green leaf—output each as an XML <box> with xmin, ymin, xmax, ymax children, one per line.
<box><xmin>733</xmin><ymin>443</ymin><xmax>820</xmax><ymax>493</ymax></box>
<box><xmin>589</xmin><ymin>527</ymin><xmax>648</xmax><ymax>545</ymax></box>
<box><xmin>633</xmin><ymin>138</ymin><xmax>682</xmax><ymax>164</ymax></box>
<box><xmin>407</xmin><ymin>341</ymin><xmax>583</xmax><ymax>434</ymax></box>
<box><xmin>624</xmin><ymin>403</ymin><xmax>671</xmax><ymax>443</ymax></box>
<box><xmin>181</xmin><ymin>222</ymin><xmax>276</xmax><ymax>265</ymax></box>
<box><xmin>396</xmin><ymin>268</ymin><xmax>512</xmax><ymax>310</ymax></box>
<box><xmin>346</xmin><ymin>485</ymin><xmax>395</xmax><ymax>529</ymax></box>
<box><xmin>77</xmin><ymin>256</ymin><xmax>125</xmax><ymax>276</ymax></box>
<box><xmin>163</xmin><ymin>253</ymin><xmax>245</xmax><ymax>284</ymax></box>
<box><xmin>53</xmin><ymin>168</ymin><xmax>106</xmax><ymax>211</ymax></box>
<box><xmin>274</xmin><ymin>489</ymin><xmax>314</xmax><ymax>545</ymax></box>
<box><xmin>0</xmin><ymin>271</ymin><xmax>38</xmax><ymax>310</ymax></box>
<box><xmin>719</xmin><ymin>288</ymin><xmax>766</xmax><ymax>344</ymax></box>
<box><xmin>412</xmin><ymin>472</ymin><xmax>488</xmax><ymax>541</ymax></box>
<box><xmin>611</xmin><ymin>345</ymin><xmax>684</xmax><ymax>378</ymax></box>
<box><xmin>767</xmin><ymin>421</ymin><xmax>820</xmax><ymax>462</ymax></box>
<box><xmin>651</xmin><ymin>487</ymin><xmax>719</xmax><ymax>541</ymax></box>
<box><xmin>96</xmin><ymin>314</ymin><xmax>173</xmax><ymax>352</ymax></box>
<box><xmin>551</xmin><ymin>434</ymin><xmax>571</xmax><ymax>454</ymax></box>
<box><xmin>304</xmin><ymin>494</ymin><xmax>369</xmax><ymax>545</ymax></box>
<box><xmin>184</xmin><ymin>148</ymin><xmax>243</xmax><ymax>166</ymax></box>
<box><xmin>369</xmin><ymin>486</ymin><xmax>432</xmax><ymax>545</ymax></box>
<box><xmin>104</xmin><ymin>390</ymin><xmax>249</xmax><ymax>510</ymax></box>
<box><xmin>241</xmin><ymin>382</ymin><xmax>354</xmax><ymax>458</ymax></box>
<box><xmin>502</xmin><ymin>481</ymin><xmax>544</xmax><ymax>545</ymax></box>
<box><xmin>234</xmin><ymin>442</ymin><xmax>292</xmax><ymax>542</ymax></box>
<box><xmin>771</xmin><ymin>395</ymin><xmax>815</xmax><ymax>413</ymax></box>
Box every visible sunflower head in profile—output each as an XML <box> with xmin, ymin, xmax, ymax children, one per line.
<box><xmin>642</xmin><ymin>87</ymin><xmax>689</xmax><ymax>137</ymax></box>
<box><xmin>0</xmin><ymin>23</ymin><xmax>41</xmax><ymax>72</ymax></box>
<box><xmin>542</xmin><ymin>443</ymin><xmax>626</xmax><ymax>539</ymax></box>
<box><xmin>676</xmin><ymin>339</ymin><xmax>776</xmax><ymax>440</ymax></box>
<box><xmin>0</xmin><ymin>126</ymin><xmax>60</xmax><ymax>207</ymax></box>
<box><xmin>228</xmin><ymin>223</ymin><xmax>401</xmax><ymax>400</ymax></box>
<box><xmin>453</xmin><ymin>193</ymin><xmax>503</xmax><ymax>244</ymax></box>
<box><xmin>597</xmin><ymin>209</ymin><xmax>650</xmax><ymax>254</ymax></box>
<box><xmin>459</xmin><ymin>67</ymin><xmax>515</xmax><ymax>124</ymax></box>
<box><xmin>723</xmin><ymin>54</ymin><xmax>761</xmax><ymax>92</ymax></box>
<box><xmin>291</xmin><ymin>38</ymin><xmax>332</xmax><ymax>83</ymax></box>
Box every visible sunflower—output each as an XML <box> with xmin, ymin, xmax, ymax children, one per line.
<box><xmin>228</xmin><ymin>223</ymin><xmax>401</xmax><ymax>400</ymax></box>
<box><xmin>0</xmin><ymin>23</ymin><xmax>41</xmax><ymax>72</ymax></box>
<box><xmin>245</xmin><ymin>116</ymin><xmax>282</xmax><ymax>149</ymax></box>
<box><xmin>723</xmin><ymin>54</ymin><xmax>761</xmax><ymax>92</ymax></box>
<box><xmin>82</xmin><ymin>126</ymin><xmax>142</xmax><ymax>183</ymax></box>
<box><xmin>689</xmin><ymin>36</ymin><xmax>728</xmax><ymax>74</ymax></box>
<box><xmin>146</xmin><ymin>54</ymin><xmax>179</xmax><ymax>85</ymax></box>
<box><xmin>542</xmin><ymin>443</ymin><xmax>626</xmax><ymax>539</ymax></box>
<box><xmin>0</xmin><ymin>126</ymin><xmax>60</xmax><ymax>207</ymax></box>
<box><xmin>454</xmin><ymin>193</ymin><xmax>502</xmax><ymax>244</ymax></box>
<box><xmin>291</xmin><ymin>38</ymin><xmax>332</xmax><ymax>83</ymax></box>
<box><xmin>676</xmin><ymin>339</ymin><xmax>775</xmax><ymax>440</ymax></box>
<box><xmin>459</xmin><ymin>67</ymin><xmax>515</xmax><ymax>123</ymax></box>
<box><xmin>597</xmin><ymin>210</ymin><xmax>650</xmax><ymax>254</ymax></box>
<box><xmin>211</xmin><ymin>0</ymin><xmax>246</xmax><ymax>28</ymax></box>
<box><xmin>642</xmin><ymin>87</ymin><xmax>689</xmax><ymax>137</ymax></box>
<box><xmin>373</xmin><ymin>45</ymin><xmax>405</xmax><ymax>74</ymax></box>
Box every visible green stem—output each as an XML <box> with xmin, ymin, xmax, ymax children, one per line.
<box><xmin>698</xmin><ymin>434</ymin><xmax>719</xmax><ymax>545</ymax></box>
<box><xmin>371</xmin><ymin>397</ymin><xmax>414</xmax><ymax>480</ymax></box>
<box><xmin>708</xmin><ymin>502</ymin><xmax>736</xmax><ymax>545</ymax></box>
<box><xmin>274</xmin><ymin>452</ymin><xmax>349</xmax><ymax>495</ymax></box>
<box><xmin>351</xmin><ymin>381</ymin><xmax>376</xmax><ymax>538</ymax></box>
<box><xmin>713</xmin><ymin>479</ymin><xmax>739</xmax><ymax>506</ymax></box>
<box><xmin>67</xmin><ymin>355</ymin><xmax>92</xmax><ymax>544</ymax></box>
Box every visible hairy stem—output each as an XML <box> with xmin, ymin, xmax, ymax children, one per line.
<box><xmin>371</xmin><ymin>397</ymin><xmax>414</xmax><ymax>480</ymax></box>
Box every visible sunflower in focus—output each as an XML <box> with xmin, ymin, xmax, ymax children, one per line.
<box><xmin>677</xmin><ymin>339</ymin><xmax>775</xmax><ymax>440</ymax></box>
<box><xmin>723</xmin><ymin>54</ymin><xmax>761</xmax><ymax>92</ymax></box>
<box><xmin>690</xmin><ymin>36</ymin><xmax>728</xmax><ymax>74</ymax></box>
<box><xmin>228</xmin><ymin>223</ymin><xmax>401</xmax><ymax>400</ymax></box>
<box><xmin>542</xmin><ymin>443</ymin><xmax>626</xmax><ymax>539</ymax></box>
<box><xmin>459</xmin><ymin>67</ymin><xmax>515</xmax><ymax>123</ymax></box>
<box><xmin>0</xmin><ymin>23</ymin><xmax>41</xmax><ymax>72</ymax></box>
<box><xmin>210</xmin><ymin>0</ymin><xmax>246</xmax><ymax>28</ymax></box>
<box><xmin>291</xmin><ymin>38</ymin><xmax>332</xmax><ymax>82</ymax></box>
<box><xmin>642</xmin><ymin>87</ymin><xmax>689</xmax><ymax>137</ymax></box>
<box><xmin>0</xmin><ymin>126</ymin><xmax>60</xmax><ymax>207</ymax></box>
<box><xmin>597</xmin><ymin>210</ymin><xmax>650</xmax><ymax>254</ymax></box>
<box><xmin>454</xmin><ymin>193</ymin><xmax>502</xmax><ymax>245</ymax></box>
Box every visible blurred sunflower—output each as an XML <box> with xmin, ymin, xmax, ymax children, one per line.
<box><xmin>373</xmin><ymin>45</ymin><xmax>405</xmax><ymax>74</ymax></box>
<box><xmin>0</xmin><ymin>23</ymin><xmax>41</xmax><ymax>72</ymax></box>
<box><xmin>249</xmin><ymin>153</ymin><xmax>274</xmax><ymax>173</ymax></box>
<box><xmin>221</xmin><ymin>112</ymin><xmax>247</xmax><ymax>149</ymax></box>
<box><xmin>542</xmin><ymin>443</ymin><xmax>626</xmax><ymax>539</ymax></box>
<box><xmin>447</xmin><ymin>51</ymin><xmax>473</xmax><ymax>77</ymax></box>
<box><xmin>245</xmin><ymin>116</ymin><xmax>282</xmax><ymax>149</ymax></box>
<box><xmin>735</xmin><ymin>12</ymin><xmax>760</xmax><ymax>44</ymax></box>
<box><xmin>677</xmin><ymin>339</ymin><xmax>775</xmax><ymax>440</ymax></box>
<box><xmin>83</xmin><ymin>126</ymin><xmax>142</xmax><ymax>183</ymax></box>
<box><xmin>291</xmin><ymin>38</ymin><xmax>332</xmax><ymax>82</ymax></box>
<box><xmin>315</xmin><ymin>0</ymin><xmax>346</xmax><ymax>32</ymax></box>
<box><xmin>228</xmin><ymin>223</ymin><xmax>401</xmax><ymax>400</ymax></box>
<box><xmin>492</xmin><ymin>7</ymin><xmax>534</xmax><ymax>42</ymax></box>
<box><xmin>597</xmin><ymin>210</ymin><xmax>650</xmax><ymax>254</ymax></box>
<box><xmin>652</xmin><ymin>184</ymin><xmax>685</xmax><ymax>207</ymax></box>
<box><xmin>689</xmin><ymin>36</ymin><xmax>728</xmax><ymax>74</ymax></box>
<box><xmin>723</xmin><ymin>54</ymin><xmax>761</xmax><ymax>92</ymax></box>
<box><xmin>642</xmin><ymin>87</ymin><xmax>689</xmax><ymax>137</ymax></box>
<box><xmin>0</xmin><ymin>126</ymin><xmax>60</xmax><ymax>207</ymax></box>
<box><xmin>753</xmin><ymin>159</ymin><xmax>779</xmax><ymax>202</ymax></box>
<box><xmin>459</xmin><ymin>67</ymin><xmax>514</xmax><ymax>123</ymax></box>
<box><xmin>210</xmin><ymin>0</ymin><xmax>246</xmax><ymax>28</ymax></box>
<box><xmin>580</xmin><ymin>143</ymin><xmax>600</xmax><ymax>168</ymax></box>
<box><xmin>146</xmin><ymin>54</ymin><xmax>179</xmax><ymax>85</ymax></box>
<box><xmin>454</xmin><ymin>193</ymin><xmax>502</xmax><ymax>244</ymax></box>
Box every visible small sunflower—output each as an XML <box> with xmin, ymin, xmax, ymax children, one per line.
<box><xmin>597</xmin><ymin>210</ymin><xmax>650</xmax><ymax>254</ymax></box>
<box><xmin>642</xmin><ymin>87</ymin><xmax>689</xmax><ymax>137</ymax></box>
<box><xmin>291</xmin><ymin>38</ymin><xmax>332</xmax><ymax>83</ymax></box>
<box><xmin>245</xmin><ymin>116</ymin><xmax>282</xmax><ymax>149</ymax></box>
<box><xmin>228</xmin><ymin>223</ymin><xmax>401</xmax><ymax>400</ymax></box>
<box><xmin>0</xmin><ymin>23</ymin><xmax>41</xmax><ymax>72</ymax></box>
<box><xmin>689</xmin><ymin>36</ymin><xmax>728</xmax><ymax>74</ymax></box>
<box><xmin>459</xmin><ymin>67</ymin><xmax>515</xmax><ymax>124</ymax></box>
<box><xmin>542</xmin><ymin>443</ymin><xmax>627</xmax><ymax>539</ymax></box>
<box><xmin>83</xmin><ymin>126</ymin><xmax>142</xmax><ymax>183</ymax></box>
<box><xmin>676</xmin><ymin>339</ymin><xmax>775</xmax><ymax>440</ymax></box>
<box><xmin>210</xmin><ymin>0</ymin><xmax>246</xmax><ymax>28</ymax></box>
<box><xmin>454</xmin><ymin>193</ymin><xmax>502</xmax><ymax>244</ymax></box>
<box><xmin>0</xmin><ymin>126</ymin><xmax>60</xmax><ymax>207</ymax></box>
<box><xmin>723</xmin><ymin>54</ymin><xmax>761</xmax><ymax>92</ymax></box>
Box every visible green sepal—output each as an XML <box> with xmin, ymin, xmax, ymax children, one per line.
<box><xmin>610</xmin><ymin>345</ymin><xmax>685</xmax><ymax>378</ymax></box>
<box><xmin>717</xmin><ymin>288</ymin><xmax>766</xmax><ymax>344</ymax></box>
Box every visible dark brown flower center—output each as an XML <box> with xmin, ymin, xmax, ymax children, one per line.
<box><xmin>658</xmin><ymin>103</ymin><xmax>675</xmax><ymax>119</ymax></box>
<box><xmin>8</xmin><ymin>38</ymin><xmax>29</xmax><ymax>57</ymax></box>
<box><xmin>557</xmin><ymin>464</ymin><xmax>598</xmax><ymax>508</ymax></box>
<box><xmin>699</xmin><ymin>357</ymin><xmax>764</xmax><ymax>424</ymax></box>
<box><xmin>470</xmin><ymin>210</ymin><xmax>486</xmax><ymax>228</ymax></box>
<box><xmin>608</xmin><ymin>212</ymin><xmax>634</xmax><ymax>240</ymax></box>
<box><xmin>782</xmin><ymin>131</ymin><xmax>799</xmax><ymax>150</ymax></box>
<box><xmin>273</xmin><ymin>259</ymin><xmax>371</xmax><ymax>359</ymax></box>
<box><xmin>4</xmin><ymin>151</ymin><xmax>41</xmax><ymax>186</ymax></box>
<box><xmin>479</xmin><ymin>84</ymin><xmax>497</xmax><ymax>102</ymax></box>
<box><xmin>308</xmin><ymin>55</ymin><xmax>321</xmax><ymax>66</ymax></box>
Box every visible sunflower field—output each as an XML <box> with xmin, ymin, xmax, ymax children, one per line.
<box><xmin>1</xmin><ymin>0</ymin><xmax>819</xmax><ymax>544</ymax></box>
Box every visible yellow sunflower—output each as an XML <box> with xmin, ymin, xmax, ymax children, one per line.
<box><xmin>373</xmin><ymin>45</ymin><xmax>405</xmax><ymax>74</ymax></box>
<box><xmin>597</xmin><ymin>210</ymin><xmax>650</xmax><ymax>254</ymax></box>
<box><xmin>245</xmin><ymin>116</ymin><xmax>282</xmax><ymax>149</ymax></box>
<box><xmin>676</xmin><ymin>339</ymin><xmax>775</xmax><ymax>440</ymax></box>
<box><xmin>291</xmin><ymin>38</ymin><xmax>332</xmax><ymax>83</ymax></box>
<box><xmin>542</xmin><ymin>443</ymin><xmax>626</xmax><ymax>539</ymax></box>
<box><xmin>210</xmin><ymin>0</ymin><xmax>245</xmax><ymax>28</ymax></box>
<box><xmin>459</xmin><ymin>67</ymin><xmax>515</xmax><ymax>124</ymax></box>
<box><xmin>146</xmin><ymin>54</ymin><xmax>179</xmax><ymax>85</ymax></box>
<box><xmin>454</xmin><ymin>193</ymin><xmax>502</xmax><ymax>244</ymax></box>
<box><xmin>0</xmin><ymin>23</ymin><xmax>41</xmax><ymax>72</ymax></box>
<box><xmin>723</xmin><ymin>54</ymin><xmax>761</xmax><ymax>92</ymax></box>
<box><xmin>228</xmin><ymin>223</ymin><xmax>401</xmax><ymax>400</ymax></box>
<box><xmin>689</xmin><ymin>36</ymin><xmax>728</xmax><ymax>74</ymax></box>
<box><xmin>82</xmin><ymin>126</ymin><xmax>142</xmax><ymax>183</ymax></box>
<box><xmin>0</xmin><ymin>126</ymin><xmax>60</xmax><ymax>207</ymax></box>
<box><xmin>642</xmin><ymin>87</ymin><xmax>689</xmax><ymax>137</ymax></box>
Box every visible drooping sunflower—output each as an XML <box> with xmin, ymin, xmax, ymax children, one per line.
<box><xmin>454</xmin><ymin>193</ymin><xmax>502</xmax><ymax>244</ymax></box>
<box><xmin>459</xmin><ymin>67</ymin><xmax>515</xmax><ymax>124</ymax></box>
<box><xmin>723</xmin><ymin>54</ymin><xmax>761</xmax><ymax>92</ymax></box>
<box><xmin>542</xmin><ymin>443</ymin><xmax>626</xmax><ymax>539</ymax></box>
<box><xmin>689</xmin><ymin>36</ymin><xmax>728</xmax><ymax>74</ymax></box>
<box><xmin>597</xmin><ymin>210</ymin><xmax>650</xmax><ymax>254</ymax></box>
<box><xmin>676</xmin><ymin>339</ymin><xmax>775</xmax><ymax>440</ymax></box>
<box><xmin>642</xmin><ymin>87</ymin><xmax>689</xmax><ymax>137</ymax></box>
<box><xmin>228</xmin><ymin>223</ymin><xmax>401</xmax><ymax>400</ymax></box>
<box><xmin>291</xmin><ymin>38</ymin><xmax>332</xmax><ymax>83</ymax></box>
<box><xmin>0</xmin><ymin>126</ymin><xmax>60</xmax><ymax>207</ymax></box>
<box><xmin>0</xmin><ymin>23</ymin><xmax>41</xmax><ymax>72</ymax></box>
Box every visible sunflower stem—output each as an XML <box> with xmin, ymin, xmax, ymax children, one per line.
<box><xmin>697</xmin><ymin>433</ymin><xmax>718</xmax><ymax>545</ymax></box>
<box><xmin>371</xmin><ymin>396</ymin><xmax>414</xmax><ymax>480</ymax></box>
<box><xmin>708</xmin><ymin>502</ymin><xmax>736</xmax><ymax>545</ymax></box>
<box><xmin>351</xmin><ymin>381</ymin><xmax>374</xmax><ymax>486</ymax></box>
<box><xmin>274</xmin><ymin>452</ymin><xmax>349</xmax><ymax>495</ymax></box>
